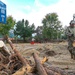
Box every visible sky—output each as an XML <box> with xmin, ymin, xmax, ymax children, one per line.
<box><xmin>1</xmin><ymin>0</ymin><xmax>75</xmax><ymax>27</ymax></box>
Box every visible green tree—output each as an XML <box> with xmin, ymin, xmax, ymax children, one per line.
<box><xmin>42</xmin><ymin>13</ymin><xmax>62</xmax><ymax>40</ymax></box>
<box><xmin>0</xmin><ymin>15</ymin><xmax>15</xmax><ymax>36</ymax></box>
<box><xmin>14</xmin><ymin>19</ymin><xmax>35</xmax><ymax>42</ymax></box>
<box><xmin>35</xmin><ymin>26</ymin><xmax>43</xmax><ymax>42</ymax></box>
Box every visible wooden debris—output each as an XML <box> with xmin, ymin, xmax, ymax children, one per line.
<box><xmin>12</xmin><ymin>66</ymin><xmax>26</xmax><ymax>75</ymax></box>
<box><xmin>33</xmin><ymin>53</ymin><xmax>48</xmax><ymax>75</ymax></box>
<box><xmin>45</xmin><ymin>68</ymin><xmax>61</xmax><ymax>75</ymax></box>
<box><xmin>0</xmin><ymin>36</ymin><xmax>74</xmax><ymax>75</ymax></box>
<box><xmin>41</xmin><ymin>56</ymin><xmax>48</xmax><ymax>64</ymax></box>
<box><xmin>5</xmin><ymin>36</ymin><xmax>33</xmax><ymax>74</ymax></box>
<box><xmin>5</xmin><ymin>36</ymin><xmax>29</xmax><ymax>66</ymax></box>
<box><xmin>0</xmin><ymin>41</ymin><xmax>11</xmax><ymax>54</ymax></box>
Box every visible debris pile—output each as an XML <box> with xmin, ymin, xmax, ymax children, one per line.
<box><xmin>0</xmin><ymin>36</ymin><xmax>75</xmax><ymax>75</ymax></box>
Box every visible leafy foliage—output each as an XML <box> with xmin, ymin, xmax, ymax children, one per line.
<box><xmin>42</xmin><ymin>13</ymin><xmax>63</xmax><ymax>40</ymax></box>
<box><xmin>14</xmin><ymin>19</ymin><xmax>35</xmax><ymax>42</ymax></box>
<box><xmin>35</xmin><ymin>26</ymin><xmax>43</xmax><ymax>42</ymax></box>
<box><xmin>0</xmin><ymin>16</ymin><xmax>15</xmax><ymax>35</ymax></box>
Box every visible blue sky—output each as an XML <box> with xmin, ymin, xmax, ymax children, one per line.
<box><xmin>6</xmin><ymin>0</ymin><xmax>59</xmax><ymax>14</ymax></box>
<box><xmin>1</xmin><ymin>0</ymin><xmax>75</xmax><ymax>27</ymax></box>
<box><xmin>7</xmin><ymin>0</ymin><xmax>59</xmax><ymax>6</ymax></box>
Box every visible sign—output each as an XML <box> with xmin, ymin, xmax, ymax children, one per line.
<box><xmin>0</xmin><ymin>1</ymin><xmax>6</xmax><ymax>24</ymax></box>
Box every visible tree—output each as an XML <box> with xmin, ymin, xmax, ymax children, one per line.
<box><xmin>14</xmin><ymin>19</ymin><xmax>35</xmax><ymax>42</ymax></box>
<box><xmin>0</xmin><ymin>15</ymin><xmax>15</xmax><ymax>36</ymax></box>
<box><xmin>61</xmin><ymin>25</ymin><xmax>67</xmax><ymax>39</ymax></box>
<box><xmin>42</xmin><ymin>13</ymin><xmax>63</xmax><ymax>40</ymax></box>
<box><xmin>35</xmin><ymin>26</ymin><xmax>43</xmax><ymax>42</ymax></box>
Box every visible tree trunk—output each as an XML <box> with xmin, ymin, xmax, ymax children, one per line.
<box><xmin>5</xmin><ymin>35</ymin><xmax>28</xmax><ymax>66</ymax></box>
<box><xmin>33</xmin><ymin>53</ymin><xmax>48</xmax><ymax>75</ymax></box>
<box><xmin>23</xmin><ymin>37</ymin><xmax>25</xmax><ymax>42</ymax></box>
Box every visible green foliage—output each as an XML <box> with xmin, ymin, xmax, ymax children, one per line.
<box><xmin>0</xmin><ymin>16</ymin><xmax>15</xmax><ymax>35</ymax></box>
<box><xmin>42</xmin><ymin>13</ymin><xmax>63</xmax><ymax>40</ymax></box>
<box><xmin>14</xmin><ymin>19</ymin><xmax>35</xmax><ymax>42</ymax></box>
<box><xmin>35</xmin><ymin>26</ymin><xmax>43</xmax><ymax>42</ymax></box>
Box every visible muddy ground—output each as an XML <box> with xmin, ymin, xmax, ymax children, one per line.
<box><xmin>6</xmin><ymin>41</ymin><xmax>75</xmax><ymax>72</ymax></box>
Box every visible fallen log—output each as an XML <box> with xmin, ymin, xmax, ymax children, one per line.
<box><xmin>0</xmin><ymin>41</ymin><xmax>10</xmax><ymax>64</ymax></box>
<box><xmin>5</xmin><ymin>36</ymin><xmax>33</xmax><ymax>74</ymax></box>
<box><xmin>0</xmin><ymin>41</ymin><xmax>10</xmax><ymax>57</ymax></box>
<box><xmin>5</xmin><ymin>36</ymin><xmax>28</xmax><ymax>66</ymax></box>
<box><xmin>1</xmin><ymin>46</ymin><xmax>10</xmax><ymax>57</ymax></box>
<box><xmin>33</xmin><ymin>53</ymin><xmax>68</xmax><ymax>75</ymax></box>
<box><xmin>33</xmin><ymin>53</ymin><xmax>48</xmax><ymax>75</ymax></box>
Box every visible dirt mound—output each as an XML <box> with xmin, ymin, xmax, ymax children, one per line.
<box><xmin>45</xmin><ymin>50</ymin><xmax>56</xmax><ymax>56</ymax></box>
<box><xmin>20</xmin><ymin>49</ymin><xmax>40</xmax><ymax>57</ymax></box>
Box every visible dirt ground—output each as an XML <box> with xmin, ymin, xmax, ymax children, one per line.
<box><xmin>6</xmin><ymin>41</ymin><xmax>75</xmax><ymax>72</ymax></box>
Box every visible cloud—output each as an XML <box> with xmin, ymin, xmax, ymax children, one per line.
<box><xmin>2</xmin><ymin>0</ymin><xmax>75</xmax><ymax>27</ymax></box>
<box><xmin>23</xmin><ymin>5</ymin><xmax>31</xmax><ymax>11</ymax></box>
<box><xmin>53</xmin><ymin>0</ymin><xmax>75</xmax><ymax>26</ymax></box>
<box><xmin>32</xmin><ymin>0</ymin><xmax>75</xmax><ymax>27</ymax></box>
<box><xmin>1</xmin><ymin>0</ymin><xmax>8</xmax><ymax>4</ymax></box>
